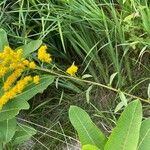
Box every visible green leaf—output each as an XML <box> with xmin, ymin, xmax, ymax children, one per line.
<box><xmin>12</xmin><ymin>123</ymin><xmax>36</xmax><ymax>145</ymax></box>
<box><xmin>123</xmin><ymin>0</ymin><xmax>127</xmax><ymax>4</ymax></box>
<box><xmin>0</xmin><ymin>75</ymin><xmax>54</xmax><ymax>121</ymax></box>
<box><xmin>137</xmin><ymin>118</ymin><xmax>150</xmax><ymax>150</ymax></box>
<box><xmin>104</xmin><ymin>100</ymin><xmax>142</xmax><ymax>150</ymax></box>
<box><xmin>69</xmin><ymin>106</ymin><xmax>107</xmax><ymax>149</ymax></box>
<box><xmin>114</xmin><ymin>101</ymin><xmax>124</xmax><ymax>113</ymax></box>
<box><xmin>86</xmin><ymin>85</ymin><xmax>93</xmax><ymax>104</ymax></box>
<box><xmin>109</xmin><ymin>72</ymin><xmax>118</xmax><ymax>86</ymax></box>
<box><xmin>18</xmin><ymin>40</ymin><xmax>42</xmax><ymax>57</ymax></box>
<box><xmin>82</xmin><ymin>144</ymin><xmax>101</xmax><ymax>150</ymax></box>
<box><xmin>119</xmin><ymin>91</ymin><xmax>127</xmax><ymax>106</ymax></box>
<box><xmin>0</xmin><ymin>118</ymin><xmax>16</xmax><ymax>144</ymax></box>
<box><xmin>58</xmin><ymin>80</ymin><xmax>82</xmax><ymax>93</ymax></box>
<box><xmin>0</xmin><ymin>29</ymin><xmax>9</xmax><ymax>51</ymax></box>
<box><xmin>123</xmin><ymin>14</ymin><xmax>134</xmax><ymax>22</ymax></box>
<box><xmin>82</xmin><ymin>74</ymin><xmax>92</xmax><ymax>79</ymax></box>
<box><xmin>148</xmin><ymin>84</ymin><xmax>150</xmax><ymax>99</ymax></box>
<box><xmin>0</xmin><ymin>100</ymin><xmax>29</xmax><ymax>122</ymax></box>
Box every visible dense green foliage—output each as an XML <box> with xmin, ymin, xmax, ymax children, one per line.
<box><xmin>0</xmin><ymin>0</ymin><xmax>149</xmax><ymax>149</ymax></box>
<box><xmin>69</xmin><ymin>100</ymin><xmax>150</xmax><ymax>150</ymax></box>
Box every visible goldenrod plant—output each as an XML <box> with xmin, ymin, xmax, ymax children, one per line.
<box><xmin>0</xmin><ymin>29</ymin><xmax>55</xmax><ymax>149</ymax></box>
<box><xmin>0</xmin><ymin>28</ymin><xmax>79</xmax><ymax>149</ymax></box>
<box><xmin>69</xmin><ymin>100</ymin><xmax>150</xmax><ymax>150</ymax></box>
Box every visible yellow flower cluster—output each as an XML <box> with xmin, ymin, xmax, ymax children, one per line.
<box><xmin>0</xmin><ymin>65</ymin><xmax>8</xmax><ymax>78</ymax></box>
<box><xmin>38</xmin><ymin>45</ymin><xmax>52</xmax><ymax>63</ymax></box>
<box><xmin>3</xmin><ymin>68</ymin><xmax>23</xmax><ymax>91</ymax></box>
<box><xmin>66</xmin><ymin>63</ymin><xmax>78</xmax><ymax>76</ymax></box>
<box><xmin>0</xmin><ymin>46</ymin><xmax>40</xmax><ymax>109</ymax></box>
<box><xmin>0</xmin><ymin>75</ymin><xmax>40</xmax><ymax>109</ymax></box>
<box><xmin>0</xmin><ymin>46</ymin><xmax>36</xmax><ymax>71</ymax></box>
<box><xmin>0</xmin><ymin>44</ymin><xmax>79</xmax><ymax>108</ymax></box>
<box><xmin>33</xmin><ymin>75</ymin><xmax>40</xmax><ymax>84</ymax></box>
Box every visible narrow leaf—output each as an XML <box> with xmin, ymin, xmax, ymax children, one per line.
<box><xmin>0</xmin><ymin>29</ymin><xmax>8</xmax><ymax>51</ymax></box>
<box><xmin>119</xmin><ymin>91</ymin><xmax>127</xmax><ymax>106</ymax></box>
<box><xmin>109</xmin><ymin>72</ymin><xmax>118</xmax><ymax>86</ymax></box>
<box><xmin>86</xmin><ymin>85</ymin><xmax>93</xmax><ymax>104</ymax></box>
<box><xmin>82</xmin><ymin>74</ymin><xmax>92</xmax><ymax>79</ymax></box>
<box><xmin>148</xmin><ymin>84</ymin><xmax>150</xmax><ymax>98</ymax></box>
<box><xmin>114</xmin><ymin>101</ymin><xmax>124</xmax><ymax>113</ymax></box>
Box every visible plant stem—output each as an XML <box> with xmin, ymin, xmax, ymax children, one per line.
<box><xmin>0</xmin><ymin>143</ymin><xmax>3</xmax><ymax>150</ymax></box>
<box><xmin>36</xmin><ymin>67</ymin><xmax>150</xmax><ymax>104</ymax></box>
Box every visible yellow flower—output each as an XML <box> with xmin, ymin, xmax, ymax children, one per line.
<box><xmin>12</xmin><ymin>75</ymin><xmax>32</xmax><ymax>94</ymax></box>
<box><xmin>3</xmin><ymin>68</ymin><xmax>23</xmax><ymax>91</ymax></box>
<box><xmin>3</xmin><ymin>46</ymin><xmax>12</xmax><ymax>56</ymax></box>
<box><xmin>0</xmin><ymin>65</ymin><xmax>8</xmax><ymax>78</ymax></box>
<box><xmin>33</xmin><ymin>75</ymin><xmax>40</xmax><ymax>84</ymax></box>
<box><xmin>23</xmin><ymin>60</ymin><xmax>29</xmax><ymax>66</ymax></box>
<box><xmin>29</xmin><ymin>61</ymin><xmax>36</xmax><ymax>69</ymax></box>
<box><xmin>9</xmin><ymin>63</ymin><xmax>25</xmax><ymax>70</ymax></box>
<box><xmin>66</xmin><ymin>62</ymin><xmax>78</xmax><ymax>76</ymax></box>
<box><xmin>38</xmin><ymin>45</ymin><xmax>52</xmax><ymax>63</ymax></box>
<box><xmin>0</xmin><ymin>93</ymin><xmax>10</xmax><ymax>109</ymax></box>
<box><xmin>12</xmin><ymin>49</ymin><xmax>23</xmax><ymax>63</ymax></box>
<box><xmin>0</xmin><ymin>75</ymin><xmax>33</xmax><ymax>109</ymax></box>
<box><xmin>16</xmin><ymin>49</ymin><xmax>23</xmax><ymax>58</ymax></box>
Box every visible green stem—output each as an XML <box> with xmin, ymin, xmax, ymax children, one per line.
<box><xmin>0</xmin><ymin>143</ymin><xmax>3</xmax><ymax>150</ymax></box>
<box><xmin>36</xmin><ymin>67</ymin><xmax>150</xmax><ymax>104</ymax></box>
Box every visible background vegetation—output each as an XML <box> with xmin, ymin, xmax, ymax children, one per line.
<box><xmin>0</xmin><ymin>0</ymin><xmax>149</xmax><ymax>149</ymax></box>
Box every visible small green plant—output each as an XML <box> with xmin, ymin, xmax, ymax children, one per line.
<box><xmin>69</xmin><ymin>100</ymin><xmax>150</xmax><ymax>150</ymax></box>
<box><xmin>0</xmin><ymin>28</ymin><xmax>80</xmax><ymax>149</ymax></box>
<box><xmin>0</xmin><ymin>29</ymin><xmax>55</xmax><ymax>149</ymax></box>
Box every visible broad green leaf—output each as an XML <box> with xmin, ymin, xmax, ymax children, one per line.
<box><xmin>69</xmin><ymin>106</ymin><xmax>107</xmax><ymax>149</ymax></box>
<box><xmin>137</xmin><ymin>118</ymin><xmax>150</xmax><ymax>150</ymax></box>
<box><xmin>0</xmin><ymin>117</ymin><xmax>16</xmax><ymax>144</ymax></box>
<box><xmin>0</xmin><ymin>29</ymin><xmax>8</xmax><ymax>51</ymax></box>
<box><xmin>18</xmin><ymin>40</ymin><xmax>42</xmax><ymax>57</ymax></box>
<box><xmin>82</xmin><ymin>144</ymin><xmax>101</xmax><ymax>150</ymax></box>
<box><xmin>0</xmin><ymin>75</ymin><xmax>54</xmax><ymax>121</ymax></box>
<box><xmin>12</xmin><ymin>123</ymin><xmax>36</xmax><ymax>145</ymax></box>
<box><xmin>104</xmin><ymin>100</ymin><xmax>142</xmax><ymax>150</ymax></box>
<box><xmin>0</xmin><ymin>100</ymin><xmax>29</xmax><ymax>121</ymax></box>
